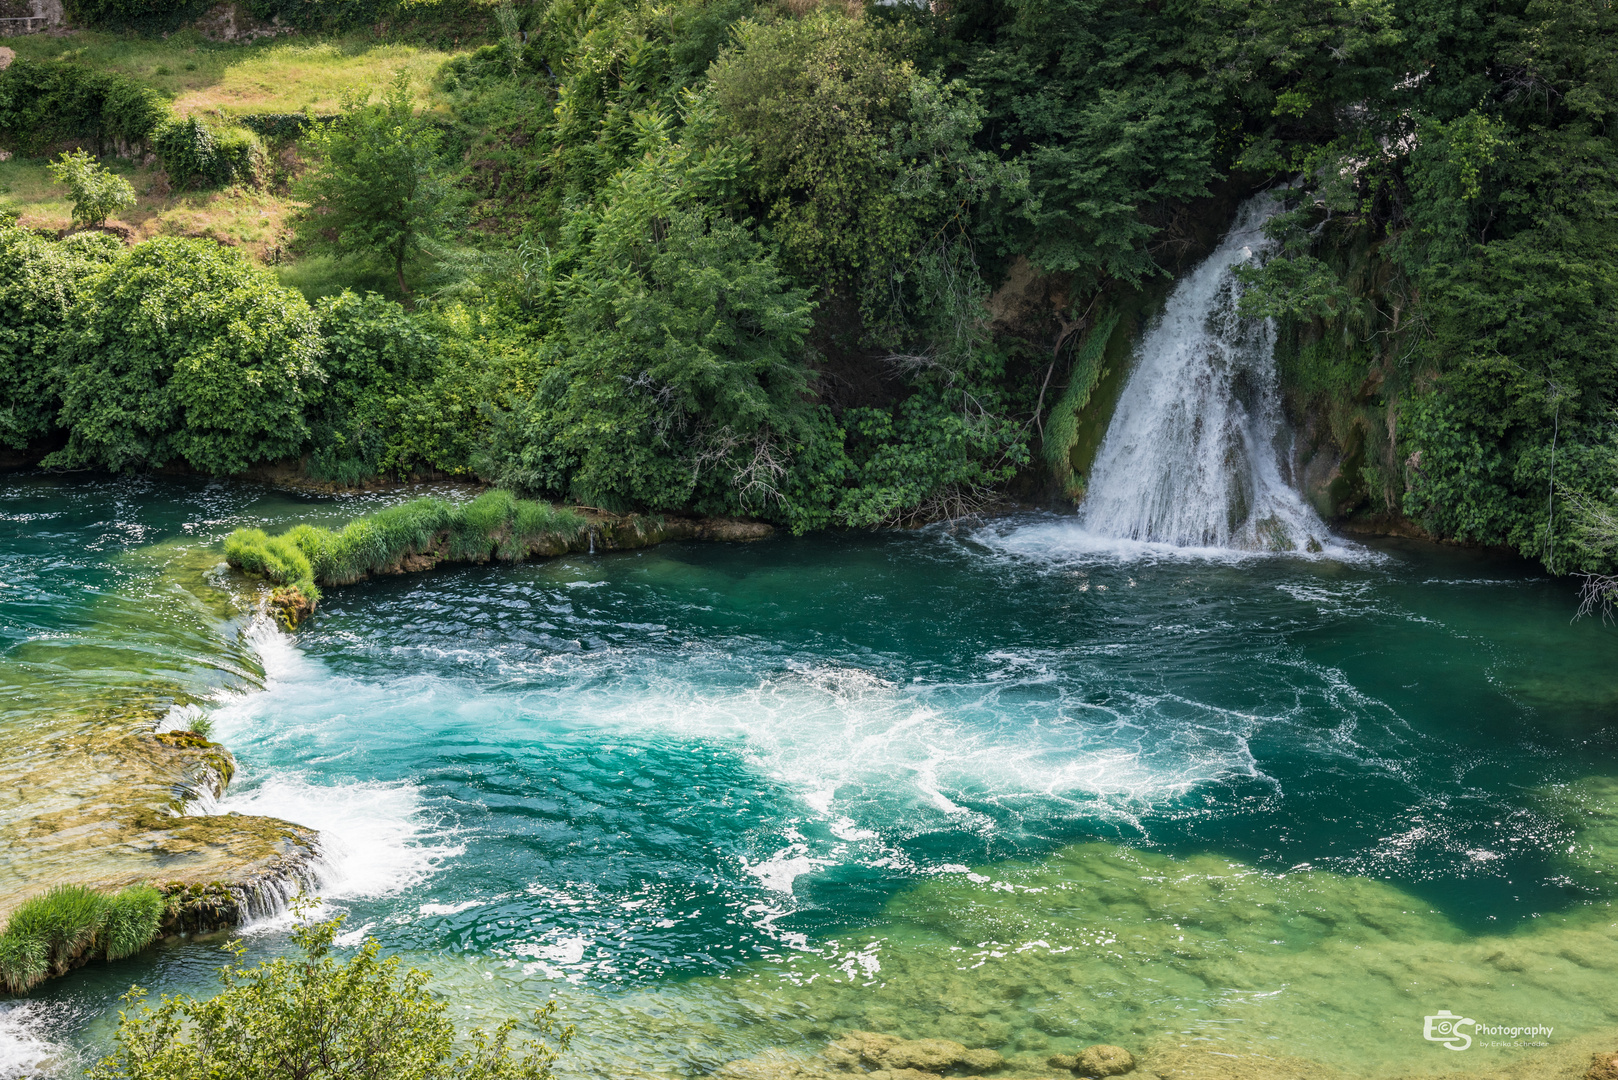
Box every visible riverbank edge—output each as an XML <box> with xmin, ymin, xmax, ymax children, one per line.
<box><xmin>3</xmin><ymin>502</ymin><xmax>770</xmax><ymax>996</ymax></box>
<box><xmin>1</xmin><ymin>727</ymin><xmax>321</xmax><ymax>994</ymax></box>
<box><xmin>234</xmin><ymin>502</ymin><xmax>775</xmax><ymax>628</ymax></box>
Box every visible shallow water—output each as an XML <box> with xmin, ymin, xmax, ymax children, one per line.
<box><xmin>4</xmin><ymin>475</ymin><xmax>1618</xmax><ymax>1078</ymax></box>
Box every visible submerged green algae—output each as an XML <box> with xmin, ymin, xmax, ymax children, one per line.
<box><xmin>400</xmin><ymin>819</ymin><xmax>1618</xmax><ymax>1080</ymax></box>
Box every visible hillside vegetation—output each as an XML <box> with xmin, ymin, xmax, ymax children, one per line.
<box><xmin>0</xmin><ymin>0</ymin><xmax>1614</xmax><ymax>584</ymax></box>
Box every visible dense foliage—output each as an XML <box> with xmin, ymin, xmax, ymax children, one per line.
<box><xmin>153</xmin><ymin>114</ymin><xmax>265</xmax><ymax>189</ymax></box>
<box><xmin>87</xmin><ymin>910</ymin><xmax>570</xmax><ymax>1080</ymax></box>
<box><xmin>1232</xmin><ymin>0</ymin><xmax>1618</xmax><ymax>575</ymax></box>
<box><xmin>294</xmin><ymin>73</ymin><xmax>456</xmax><ymax>294</ymax></box>
<box><xmin>8</xmin><ymin>0</ymin><xmax>1616</xmax><ymax>577</ymax></box>
<box><xmin>45</xmin><ymin>237</ymin><xmax>321</xmax><ymax>474</ymax></box>
<box><xmin>0</xmin><ymin>59</ymin><xmax>166</xmax><ymax>157</ymax></box>
<box><xmin>0</xmin><ymin>222</ymin><xmax>121</xmax><ymax>449</ymax></box>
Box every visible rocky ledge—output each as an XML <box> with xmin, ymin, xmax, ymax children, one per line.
<box><xmin>1</xmin><ymin>717</ymin><xmax>321</xmax><ymax>988</ymax></box>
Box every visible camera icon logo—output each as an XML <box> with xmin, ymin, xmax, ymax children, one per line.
<box><xmin>1424</xmin><ymin>1010</ymin><xmax>1475</xmax><ymax>1051</ymax></box>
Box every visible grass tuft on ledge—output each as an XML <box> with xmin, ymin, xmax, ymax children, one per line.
<box><xmin>225</xmin><ymin>490</ymin><xmax>588</xmax><ymax>624</ymax></box>
<box><xmin>0</xmin><ymin>884</ymin><xmax>167</xmax><ymax>993</ymax></box>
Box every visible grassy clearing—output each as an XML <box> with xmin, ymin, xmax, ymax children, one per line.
<box><xmin>226</xmin><ymin>490</ymin><xmax>588</xmax><ymax>621</ymax></box>
<box><xmin>5</xmin><ymin>31</ymin><xmax>456</xmax><ymax>117</ymax></box>
<box><xmin>0</xmin><ymin>155</ymin><xmax>298</xmax><ymax>258</ymax></box>
<box><xmin>0</xmin><ymin>884</ymin><xmax>167</xmax><ymax>993</ymax></box>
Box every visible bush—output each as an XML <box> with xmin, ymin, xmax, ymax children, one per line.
<box><xmin>0</xmin><ymin>884</ymin><xmax>167</xmax><ymax>993</ymax></box>
<box><xmin>483</xmin><ymin>197</ymin><xmax>818</xmax><ymax>517</ymax></box>
<box><xmin>0</xmin><ymin>222</ymin><xmax>122</xmax><ymax>449</ymax></box>
<box><xmin>47</xmin><ymin>149</ymin><xmax>137</xmax><ymax>229</ymax></box>
<box><xmin>306</xmin><ymin>289</ymin><xmax>440</xmax><ymax>480</ymax></box>
<box><xmin>86</xmin><ymin>910</ymin><xmax>570</xmax><ymax>1080</ymax></box>
<box><xmin>0</xmin><ymin>59</ymin><xmax>167</xmax><ymax>157</ymax></box>
<box><xmin>45</xmin><ymin>237</ymin><xmax>322</xmax><ymax>474</ymax></box>
<box><xmin>63</xmin><ymin>0</ymin><xmax>210</xmax><ymax>32</ymax></box>
<box><xmin>153</xmin><ymin>115</ymin><xmax>266</xmax><ymax>189</ymax></box>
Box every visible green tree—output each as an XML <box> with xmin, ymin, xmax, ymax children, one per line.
<box><xmin>87</xmin><ymin>910</ymin><xmax>571</xmax><ymax>1080</ymax></box>
<box><xmin>46</xmin><ymin>149</ymin><xmax>135</xmax><ymax>229</ymax></box>
<box><xmin>45</xmin><ymin>237</ymin><xmax>322</xmax><ymax>474</ymax></box>
<box><xmin>294</xmin><ymin>72</ymin><xmax>454</xmax><ymax>296</ymax></box>
<box><xmin>0</xmin><ymin>221</ymin><xmax>121</xmax><ymax>449</ymax></box>
<box><xmin>481</xmin><ymin>117</ymin><xmax>817</xmax><ymax>516</ymax></box>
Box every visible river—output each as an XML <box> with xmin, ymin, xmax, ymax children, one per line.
<box><xmin>3</xmin><ymin>471</ymin><xmax>1617</xmax><ymax>1078</ymax></box>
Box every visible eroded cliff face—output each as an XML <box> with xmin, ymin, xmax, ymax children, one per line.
<box><xmin>1269</xmin><ymin>233</ymin><xmax>1429</xmax><ymax>538</ymax></box>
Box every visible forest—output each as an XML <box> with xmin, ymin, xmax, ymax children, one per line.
<box><xmin>1</xmin><ymin>0</ymin><xmax>1615</xmax><ymax>582</ymax></box>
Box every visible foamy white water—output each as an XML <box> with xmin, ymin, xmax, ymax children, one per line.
<box><xmin>1081</xmin><ymin>192</ymin><xmax>1330</xmax><ymax>551</ymax></box>
<box><xmin>190</xmin><ymin>617</ymin><xmax>463</xmax><ymax>914</ymax></box>
<box><xmin>0</xmin><ymin>1003</ymin><xmax>73</xmax><ymax>1080</ymax></box>
<box><xmin>214</xmin><ymin>772</ymin><xmax>462</xmax><ymax>902</ymax></box>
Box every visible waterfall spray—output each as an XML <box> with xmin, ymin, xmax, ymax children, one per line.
<box><xmin>1080</xmin><ymin>194</ymin><xmax>1327</xmax><ymax>551</ymax></box>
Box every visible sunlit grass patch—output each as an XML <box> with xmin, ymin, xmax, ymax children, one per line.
<box><xmin>1</xmin><ymin>155</ymin><xmax>299</xmax><ymax>259</ymax></box>
<box><xmin>5</xmin><ymin>31</ymin><xmax>457</xmax><ymax>117</ymax></box>
<box><xmin>226</xmin><ymin>491</ymin><xmax>589</xmax><ymax>623</ymax></box>
<box><xmin>0</xmin><ymin>884</ymin><xmax>166</xmax><ymax>993</ymax></box>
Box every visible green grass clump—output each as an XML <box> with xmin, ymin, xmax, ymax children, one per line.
<box><xmin>224</xmin><ymin>491</ymin><xmax>587</xmax><ymax>615</ymax></box>
<box><xmin>102</xmin><ymin>885</ymin><xmax>167</xmax><ymax>961</ymax></box>
<box><xmin>0</xmin><ymin>884</ymin><xmax>167</xmax><ymax>992</ymax></box>
<box><xmin>1044</xmin><ymin>311</ymin><xmax>1122</xmax><ymax>500</ymax></box>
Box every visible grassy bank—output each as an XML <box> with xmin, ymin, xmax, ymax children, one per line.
<box><xmin>0</xmin><ymin>884</ymin><xmax>166</xmax><ymax>993</ymax></box>
<box><xmin>225</xmin><ymin>490</ymin><xmax>588</xmax><ymax>623</ymax></box>
<box><xmin>4</xmin><ymin>32</ymin><xmax>455</xmax><ymax>118</ymax></box>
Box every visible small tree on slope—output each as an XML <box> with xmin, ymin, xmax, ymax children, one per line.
<box><xmin>47</xmin><ymin>150</ymin><xmax>135</xmax><ymax>230</ymax></box>
<box><xmin>293</xmin><ymin>71</ymin><xmax>454</xmax><ymax>296</ymax></box>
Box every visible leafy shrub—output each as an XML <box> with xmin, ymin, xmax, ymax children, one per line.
<box><xmin>306</xmin><ymin>289</ymin><xmax>440</xmax><ymax>480</ymax></box>
<box><xmin>0</xmin><ymin>59</ymin><xmax>168</xmax><ymax>157</ymax></box>
<box><xmin>0</xmin><ymin>222</ymin><xmax>122</xmax><ymax>449</ymax></box>
<box><xmin>47</xmin><ymin>149</ymin><xmax>136</xmax><ymax>228</ymax></box>
<box><xmin>487</xmin><ymin>205</ymin><xmax>817</xmax><ymax>516</ymax></box>
<box><xmin>238</xmin><ymin>113</ymin><xmax>334</xmax><ymax>140</ymax></box>
<box><xmin>706</xmin><ymin>9</ymin><xmax>922</xmax><ymax>286</ymax></box>
<box><xmin>62</xmin><ymin>0</ymin><xmax>210</xmax><ymax>32</ymax></box>
<box><xmin>45</xmin><ymin>237</ymin><xmax>322</xmax><ymax>474</ymax></box>
<box><xmin>86</xmin><ymin>910</ymin><xmax>570</xmax><ymax>1080</ymax></box>
<box><xmin>153</xmin><ymin>115</ymin><xmax>265</xmax><ymax>189</ymax></box>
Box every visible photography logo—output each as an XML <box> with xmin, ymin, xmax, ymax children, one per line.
<box><xmin>1424</xmin><ymin>1011</ymin><xmax>1475</xmax><ymax>1051</ymax></box>
<box><xmin>1423</xmin><ymin>1012</ymin><xmax>1554</xmax><ymax>1050</ymax></box>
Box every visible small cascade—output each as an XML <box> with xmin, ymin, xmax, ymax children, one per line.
<box><xmin>1080</xmin><ymin>194</ymin><xmax>1327</xmax><ymax>551</ymax></box>
<box><xmin>229</xmin><ymin>857</ymin><xmax>327</xmax><ymax>923</ymax></box>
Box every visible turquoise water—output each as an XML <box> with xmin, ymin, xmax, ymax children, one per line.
<box><xmin>4</xmin><ymin>474</ymin><xmax>1618</xmax><ymax>1078</ymax></box>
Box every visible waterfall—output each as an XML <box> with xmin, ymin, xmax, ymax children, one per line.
<box><xmin>1079</xmin><ymin>194</ymin><xmax>1327</xmax><ymax>551</ymax></box>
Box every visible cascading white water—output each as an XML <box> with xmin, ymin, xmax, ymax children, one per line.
<box><xmin>1080</xmin><ymin>194</ymin><xmax>1328</xmax><ymax>551</ymax></box>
